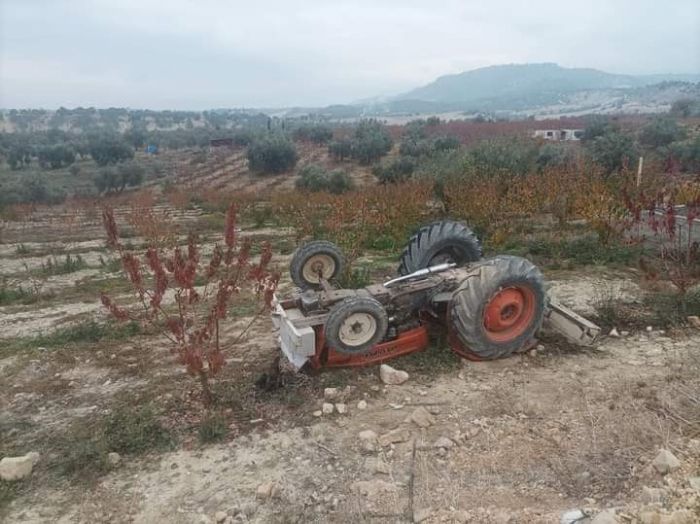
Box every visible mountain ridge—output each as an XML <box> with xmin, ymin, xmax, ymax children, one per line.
<box><xmin>395</xmin><ymin>63</ymin><xmax>700</xmax><ymax>107</ymax></box>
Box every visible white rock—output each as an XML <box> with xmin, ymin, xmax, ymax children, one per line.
<box><xmin>434</xmin><ymin>436</ymin><xmax>455</xmax><ymax>449</ymax></box>
<box><xmin>609</xmin><ymin>328</ymin><xmax>620</xmax><ymax>337</ymax></box>
<box><xmin>312</xmin><ymin>410</ymin><xmax>322</xmax><ymax>417</ymax></box>
<box><xmin>215</xmin><ymin>511</ymin><xmax>228</xmax><ymax>523</ymax></box>
<box><xmin>652</xmin><ymin>448</ymin><xmax>681</xmax><ymax>474</ymax></box>
<box><xmin>322</xmin><ymin>403</ymin><xmax>334</xmax><ymax>414</ymax></box>
<box><xmin>646</xmin><ymin>326</ymin><xmax>653</xmax><ymax>332</ymax></box>
<box><xmin>357</xmin><ymin>400</ymin><xmax>367</xmax><ymax>410</ymax></box>
<box><xmin>256</xmin><ymin>481</ymin><xmax>275</xmax><ymax>499</ymax></box>
<box><xmin>335</xmin><ymin>403</ymin><xmax>347</xmax><ymax>414</ymax></box>
<box><xmin>379</xmin><ymin>364</ymin><xmax>409</xmax><ymax>385</ymax></box>
<box><xmin>413</xmin><ymin>507</ymin><xmax>432</xmax><ymax>523</ymax></box>
<box><xmin>107</xmin><ymin>452</ymin><xmax>121</xmax><ymax>466</ymax></box>
<box><xmin>0</xmin><ymin>452</ymin><xmax>40</xmax><ymax>481</ymax></box>
<box><xmin>560</xmin><ymin>510</ymin><xmax>589</xmax><ymax>524</ymax></box>
<box><xmin>688</xmin><ymin>315</ymin><xmax>700</xmax><ymax>329</ymax></box>
<box><xmin>410</xmin><ymin>407</ymin><xmax>435</xmax><ymax>428</ymax></box>
<box><xmin>323</xmin><ymin>387</ymin><xmax>338</xmax><ymax>400</ymax></box>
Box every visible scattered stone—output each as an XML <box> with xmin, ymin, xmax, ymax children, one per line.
<box><xmin>256</xmin><ymin>481</ymin><xmax>275</xmax><ymax>499</ymax></box>
<box><xmin>409</xmin><ymin>407</ymin><xmax>435</xmax><ymax>428</ymax></box>
<box><xmin>0</xmin><ymin>452</ymin><xmax>40</xmax><ymax>481</ymax></box>
<box><xmin>652</xmin><ymin>448</ymin><xmax>681</xmax><ymax>475</ymax></box>
<box><xmin>688</xmin><ymin>316</ymin><xmax>700</xmax><ymax>329</ymax></box>
<box><xmin>560</xmin><ymin>509</ymin><xmax>589</xmax><ymax>524</ymax></box>
<box><xmin>335</xmin><ymin>403</ymin><xmax>347</xmax><ymax>414</ymax></box>
<box><xmin>609</xmin><ymin>328</ymin><xmax>620</xmax><ymax>337</ymax></box>
<box><xmin>621</xmin><ymin>330</ymin><xmax>630</xmax><ymax>337</ymax></box>
<box><xmin>413</xmin><ymin>507</ymin><xmax>432</xmax><ymax>523</ymax></box>
<box><xmin>434</xmin><ymin>436</ymin><xmax>455</xmax><ymax>449</ymax></box>
<box><xmin>215</xmin><ymin>511</ymin><xmax>228</xmax><ymax>523</ymax></box>
<box><xmin>379</xmin><ymin>364</ymin><xmax>409</xmax><ymax>385</ymax></box>
<box><xmin>378</xmin><ymin>427</ymin><xmax>411</xmax><ymax>447</ymax></box>
<box><xmin>641</xmin><ymin>486</ymin><xmax>666</xmax><ymax>503</ymax></box>
<box><xmin>688</xmin><ymin>476</ymin><xmax>700</xmax><ymax>490</ymax></box>
<box><xmin>324</xmin><ymin>387</ymin><xmax>338</xmax><ymax>400</ymax></box>
<box><xmin>358</xmin><ymin>430</ymin><xmax>378</xmax><ymax>452</ymax></box>
<box><xmin>107</xmin><ymin>452</ymin><xmax>121</xmax><ymax>466</ymax></box>
<box><xmin>322</xmin><ymin>403</ymin><xmax>334</xmax><ymax>414</ymax></box>
<box><xmin>591</xmin><ymin>509</ymin><xmax>617</xmax><ymax>524</ymax></box>
<box><xmin>357</xmin><ymin>400</ymin><xmax>367</xmax><ymax>410</ymax></box>
<box><xmin>646</xmin><ymin>326</ymin><xmax>653</xmax><ymax>332</ymax></box>
<box><xmin>313</xmin><ymin>410</ymin><xmax>322</xmax><ymax>417</ymax></box>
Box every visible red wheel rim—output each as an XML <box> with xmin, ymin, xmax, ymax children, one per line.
<box><xmin>483</xmin><ymin>286</ymin><xmax>536</xmax><ymax>342</ymax></box>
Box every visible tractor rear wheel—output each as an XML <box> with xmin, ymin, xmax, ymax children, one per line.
<box><xmin>290</xmin><ymin>240</ymin><xmax>346</xmax><ymax>290</ymax></box>
<box><xmin>450</xmin><ymin>256</ymin><xmax>546</xmax><ymax>359</ymax></box>
<box><xmin>398</xmin><ymin>220</ymin><xmax>481</xmax><ymax>275</ymax></box>
<box><xmin>324</xmin><ymin>297</ymin><xmax>388</xmax><ymax>355</ymax></box>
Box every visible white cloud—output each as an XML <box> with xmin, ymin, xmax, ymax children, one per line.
<box><xmin>1</xmin><ymin>0</ymin><xmax>698</xmax><ymax>108</ymax></box>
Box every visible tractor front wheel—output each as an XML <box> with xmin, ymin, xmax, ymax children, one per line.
<box><xmin>290</xmin><ymin>240</ymin><xmax>346</xmax><ymax>290</ymax></box>
<box><xmin>324</xmin><ymin>297</ymin><xmax>389</xmax><ymax>355</ymax></box>
<box><xmin>450</xmin><ymin>256</ymin><xmax>546</xmax><ymax>359</ymax></box>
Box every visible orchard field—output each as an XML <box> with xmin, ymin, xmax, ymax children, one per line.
<box><xmin>1</xmin><ymin>113</ymin><xmax>700</xmax><ymax>523</ymax></box>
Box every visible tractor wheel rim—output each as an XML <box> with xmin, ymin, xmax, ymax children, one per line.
<box><xmin>338</xmin><ymin>312</ymin><xmax>377</xmax><ymax>347</ymax></box>
<box><xmin>483</xmin><ymin>286</ymin><xmax>536</xmax><ymax>342</ymax></box>
<box><xmin>302</xmin><ymin>254</ymin><xmax>336</xmax><ymax>283</ymax></box>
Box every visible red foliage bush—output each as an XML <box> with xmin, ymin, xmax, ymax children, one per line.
<box><xmin>101</xmin><ymin>203</ymin><xmax>279</xmax><ymax>405</ymax></box>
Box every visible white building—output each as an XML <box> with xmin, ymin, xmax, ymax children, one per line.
<box><xmin>533</xmin><ymin>129</ymin><xmax>584</xmax><ymax>141</ymax></box>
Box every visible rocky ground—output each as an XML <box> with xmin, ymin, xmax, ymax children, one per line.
<box><xmin>1</xmin><ymin>210</ymin><xmax>699</xmax><ymax>523</ymax></box>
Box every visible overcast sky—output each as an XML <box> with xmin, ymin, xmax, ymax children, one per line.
<box><xmin>1</xmin><ymin>0</ymin><xmax>698</xmax><ymax>110</ymax></box>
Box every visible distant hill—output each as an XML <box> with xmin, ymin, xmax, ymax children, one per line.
<box><xmin>393</xmin><ymin>63</ymin><xmax>700</xmax><ymax>111</ymax></box>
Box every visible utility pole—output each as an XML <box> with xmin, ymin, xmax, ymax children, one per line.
<box><xmin>636</xmin><ymin>156</ymin><xmax>644</xmax><ymax>187</ymax></box>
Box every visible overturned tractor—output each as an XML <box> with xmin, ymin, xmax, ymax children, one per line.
<box><xmin>272</xmin><ymin>221</ymin><xmax>600</xmax><ymax>370</ymax></box>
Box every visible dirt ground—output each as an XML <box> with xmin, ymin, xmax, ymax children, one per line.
<box><xmin>1</xmin><ymin>208</ymin><xmax>699</xmax><ymax>524</ymax></box>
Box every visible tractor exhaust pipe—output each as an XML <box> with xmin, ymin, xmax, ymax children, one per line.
<box><xmin>383</xmin><ymin>262</ymin><xmax>456</xmax><ymax>288</ymax></box>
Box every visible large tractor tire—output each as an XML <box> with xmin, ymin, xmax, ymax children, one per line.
<box><xmin>290</xmin><ymin>240</ymin><xmax>346</xmax><ymax>290</ymax></box>
<box><xmin>398</xmin><ymin>221</ymin><xmax>481</xmax><ymax>275</ymax></box>
<box><xmin>324</xmin><ymin>297</ymin><xmax>389</xmax><ymax>355</ymax></box>
<box><xmin>450</xmin><ymin>256</ymin><xmax>546</xmax><ymax>360</ymax></box>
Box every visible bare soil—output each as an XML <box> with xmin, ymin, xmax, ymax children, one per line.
<box><xmin>1</xmin><ymin>210</ymin><xmax>699</xmax><ymax>524</ymax></box>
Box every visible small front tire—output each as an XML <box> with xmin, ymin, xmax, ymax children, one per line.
<box><xmin>324</xmin><ymin>297</ymin><xmax>389</xmax><ymax>355</ymax></box>
<box><xmin>290</xmin><ymin>240</ymin><xmax>346</xmax><ymax>290</ymax></box>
